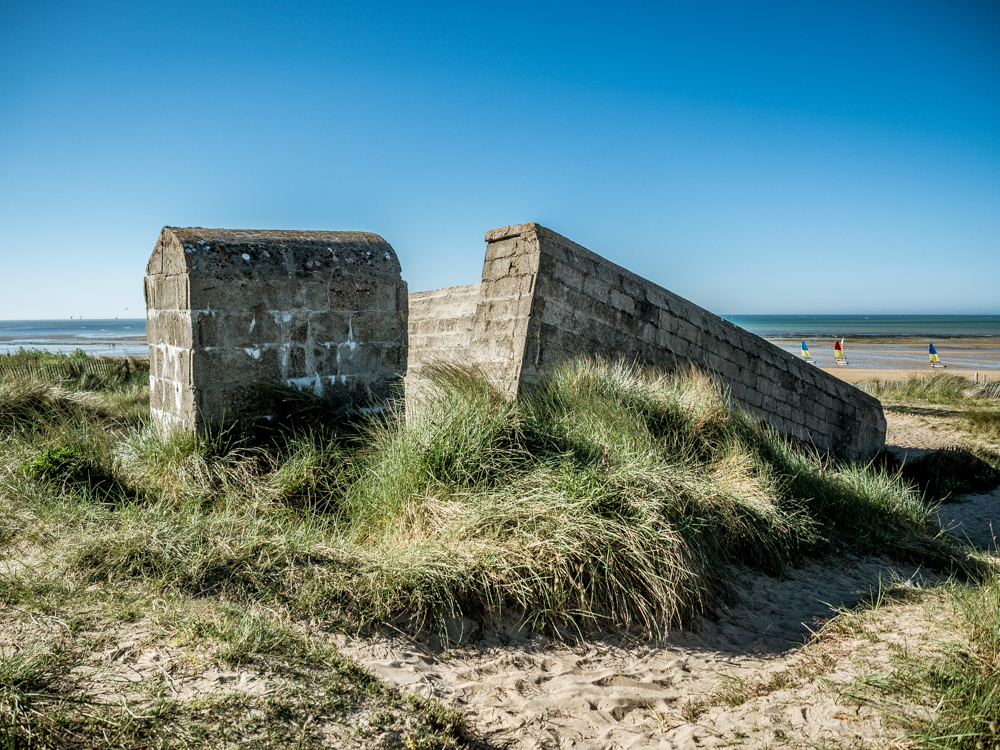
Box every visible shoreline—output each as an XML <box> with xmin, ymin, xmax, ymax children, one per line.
<box><xmin>768</xmin><ymin>335</ymin><xmax>1000</xmax><ymax>348</ymax></box>
<box><xmin>819</xmin><ymin>367</ymin><xmax>1000</xmax><ymax>383</ymax></box>
<box><xmin>4</xmin><ymin>336</ymin><xmax>1000</xmax><ymax>374</ymax></box>
<box><xmin>766</xmin><ymin>335</ymin><xmax>1000</xmax><ymax>371</ymax></box>
<box><xmin>0</xmin><ymin>338</ymin><xmax>147</xmax><ymax>345</ymax></box>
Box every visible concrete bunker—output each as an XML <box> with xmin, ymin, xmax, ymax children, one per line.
<box><xmin>407</xmin><ymin>223</ymin><xmax>886</xmax><ymax>462</ymax></box>
<box><xmin>145</xmin><ymin>227</ymin><xmax>408</xmax><ymax>433</ymax></box>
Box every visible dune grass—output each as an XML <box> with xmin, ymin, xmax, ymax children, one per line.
<box><xmin>0</xmin><ymin>587</ymin><xmax>467</xmax><ymax>749</ymax></box>
<box><xmin>829</xmin><ymin>567</ymin><xmax>1000</xmax><ymax>750</ymax></box>
<box><xmin>0</xmin><ymin>349</ymin><xmax>149</xmax><ymax>431</ymax></box>
<box><xmin>911</xmin><ymin>571</ymin><xmax>1000</xmax><ymax>749</ymax></box>
<box><xmin>967</xmin><ymin>409</ymin><xmax>1000</xmax><ymax>439</ymax></box>
<box><xmin>321</xmin><ymin>359</ymin><xmax>959</xmax><ymax>633</ymax></box>
<box><xmin>1</xmin><ymin>355</ymin><xmax>961</xmax><ymax>637</ymax></box>
<box><xmin>0</xmin><ymin>352</ymin><xmax>983</xmax><ymax>747</ymax></box>
<box><xmin>864</xmin><ymin>372</ymin><xmax>999</xmax><ymax>405</ymax></box>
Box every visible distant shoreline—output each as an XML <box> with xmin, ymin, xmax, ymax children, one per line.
<box><xmin>2</xmin><ymin>318</ymin><xmax>999</xmax><ymax>370</ymax></box>
<box><xmin>768</xmin><ymin>335</ymin><xmax>1000</xmax><ymax>348</ymax></box>
<box><xmin>724</xmin><ymin>314</ymin><xmax>1000</xmax><ymax>339</ymax></box>
<box><xmin>0</xmin><ymin>337</ymin><xmax>147</xmax><ymax>344</ymax></box>
<box><xmin>768</xmin><ymin>337</ymin><xmax>1000</xmax><ymax>370</ymax></box>
<box><xmin>0</xmin><ymin>319</ymin><xmax>148</xmax><ymax>354</ymax></box>
<box><xmin>821</xmin><ymin>367</ymin><xmax>1000</xmax><ymax>383</ymax></box>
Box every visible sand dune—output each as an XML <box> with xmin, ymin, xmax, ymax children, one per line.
<box><xmin>332</xmin><ymin>406</ymin><xmax>997</xmax><ymax>748</ymax></box>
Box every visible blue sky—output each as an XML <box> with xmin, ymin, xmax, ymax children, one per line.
<box><xmin>1</xmin><ymin>0</ymin><xmax>997</xmax><ymax>319</ymax></box>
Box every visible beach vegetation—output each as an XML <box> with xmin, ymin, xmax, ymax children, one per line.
<box><xmin>864</xmin><ymin>371</ymin><xmax>1000</xmax><ymax>499</ymax></box>
<box><xmin>824</xmin><ymin>569</ymin><xmax>1000</xmax><ymax>750</ymax></box>
<box><xmin>0</xmin><ymin>347</ymin><xmax>149</xmax><ymax>393</ymax></box>
<box><xmin>891</xmin><ymin>447</ymin><xmax>1000</xmax><ymax>502</ymax></box>
<box><xmin>864</xmin><ymin>372</ymin><xmax>998</xmax><ymax>405</ymax></box>
<box><xmin>1</xmin><ymin>354</ymin><xmax>967</xmax><ymax>633</ymax></box>
<box><xmin>1</xmin><ymin>346</ymin><xmax>91</xmax><ymax>365</ymax></box>
<box><xmin>682</xmin><ymin>572</ymin><xmax>1000</xmax><ymax>749</ymax></box>
<box><xmin>0</xmin><ymin>351</ymin><xmax>986</xmax><ymax>747</ymax></box>
<box><xmin>899</xmin><ymin>573</ymin><xmax>1000</xmax><ymax>749</ymax></box>
<box><xmin>966</xmin><ymin>409</ymin><xmax>1000</xmax><ymax>439</ymax></box>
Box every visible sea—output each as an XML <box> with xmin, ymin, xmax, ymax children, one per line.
<box><xmin>2</xmin><ymin>315</ymin><xmax>999</xmax><ymax>369</ymax></box>
<box><xmin>722</xmin><ymin>314</ymin><xmax>1000</xmax><ymax>338</ymax></box>
<box><xmin>0</xmin><ymin>319</ymin><xmax>148</xmax><ymax>357</ymax></box>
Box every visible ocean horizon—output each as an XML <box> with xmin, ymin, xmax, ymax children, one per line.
<box><xmin>2</xmin><ymin>315</ymin><xmax>999</xmax><ymax>359</ymax></box>
<box><xmin>0</xmin><ymin>319</ymin><xmax>149</xmax><ymax>356</ymax></box>
<box><xmin>723</xmin><ymin>314</ymin><xmax>1000</xmax><ymax>338</ymax></box>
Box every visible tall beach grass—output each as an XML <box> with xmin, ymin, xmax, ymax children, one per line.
<box><xmin>1</xmin><ymin>354</ymin><xmax>961</xmax><ymax>639</ymax></box>
<box><xmin>862</xmin><ymin>372</ymin><xmax>1000</xmax><ymax>405</ymax></box>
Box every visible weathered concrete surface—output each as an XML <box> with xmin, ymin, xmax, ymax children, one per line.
<box><xmin>145</xmin><ymin>228</ymin><xmax>407</xmax><ymax>432</ymax></box>
<box><xmin>407</xmin><ymin>283</ymin><xmax>480</xmax><ymax>379</ymax></box>
<box><xmin>407</xmin><ymin>223</ymin><xmax>885</xmax><ymax>462</ymax></box>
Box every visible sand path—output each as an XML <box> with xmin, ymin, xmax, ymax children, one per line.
<box><xmin>882</xmin><ymin>400</ymin><xmax>1000</xmax><ymax>550</ymax></box>
<box><xmin>934</xmin><ymin>488</ymin><xmax>1000</xmax><ymax>552</ymax></box>
<box><xmin>335</xmin><ymin>557</ymin><xmax>942</xmax><ymax>748</ymax></box>
<box><xmin>883</xmin><ymin>407</ymin><xmax>966</xmax><ymax>460</ymax></box>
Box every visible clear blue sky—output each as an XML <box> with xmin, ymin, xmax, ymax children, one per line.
<box><xmin>1</xmin><ymin>0</ymin><xmax>997</xmax><ymax>319</ymax></box>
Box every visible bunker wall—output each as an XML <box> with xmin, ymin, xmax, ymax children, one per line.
<box><xmin>407</xmin><ymin>283</ymin><xmax>479</xmax><ymax>376</ymax></box>
<box><xmin>473</xmin><ymin>223</ymin><xmax>886</xmax><ymax>461</ymax></box>
<box><xmin>145</xmin><ymin>255</ymin><xmax>197</xmax><ymax>433</ymax></box>
<box><xmin>145</xmin><ymin>228</ymin><xmax>408</xmax><ymax>433</ymax></box>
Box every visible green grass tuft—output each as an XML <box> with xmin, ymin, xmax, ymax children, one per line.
<box><xmin>967</xmin><ymin>409</ymin><xmax>1000</xmax><ymax>439</ymax></box>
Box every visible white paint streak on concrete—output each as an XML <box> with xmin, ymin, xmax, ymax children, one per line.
<box><xmin>342</xmin><ymin>313</ymin><xmax>359</xmax><ymax>351</ymax></box>
<box><xmin>285</xmin><ymin>375</ymin><xmax>322</xmax><ymax>395</ymax></box>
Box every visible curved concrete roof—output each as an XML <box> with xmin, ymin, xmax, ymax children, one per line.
<box><xmin>147</xmin><ymin>227</ymin><xmax>401</xmax><ymax>280</ymax></box>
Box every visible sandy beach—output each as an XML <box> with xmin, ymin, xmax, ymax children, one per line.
<box><xmin>820</xmin><ymin>367</ymin><xmax>1000</xmax><ymax>384</ymax></box>
<box><xmin>797</xmin><ymin>335</ymin><xmax>1000</xmax><ymax>383</ymax></box>
<box><xmin>768</xmin><ymin>336</ymin><xmax>1000</xmax><ymax>371</ymax></box>
<box><xmin>334</xmin><ymin>553</ymin><xmax>955</xmax><ymax>748</ymax></box>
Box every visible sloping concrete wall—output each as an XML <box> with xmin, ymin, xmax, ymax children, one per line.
<box><xmin>407</xmin><ymin>223</ymin><xmax>886</xmax><ymax>461</ymax></box>
<box><xmin>145</xmin><ymin>227</ymin><xmax>407</xmax><ymax>432</ymax></box>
